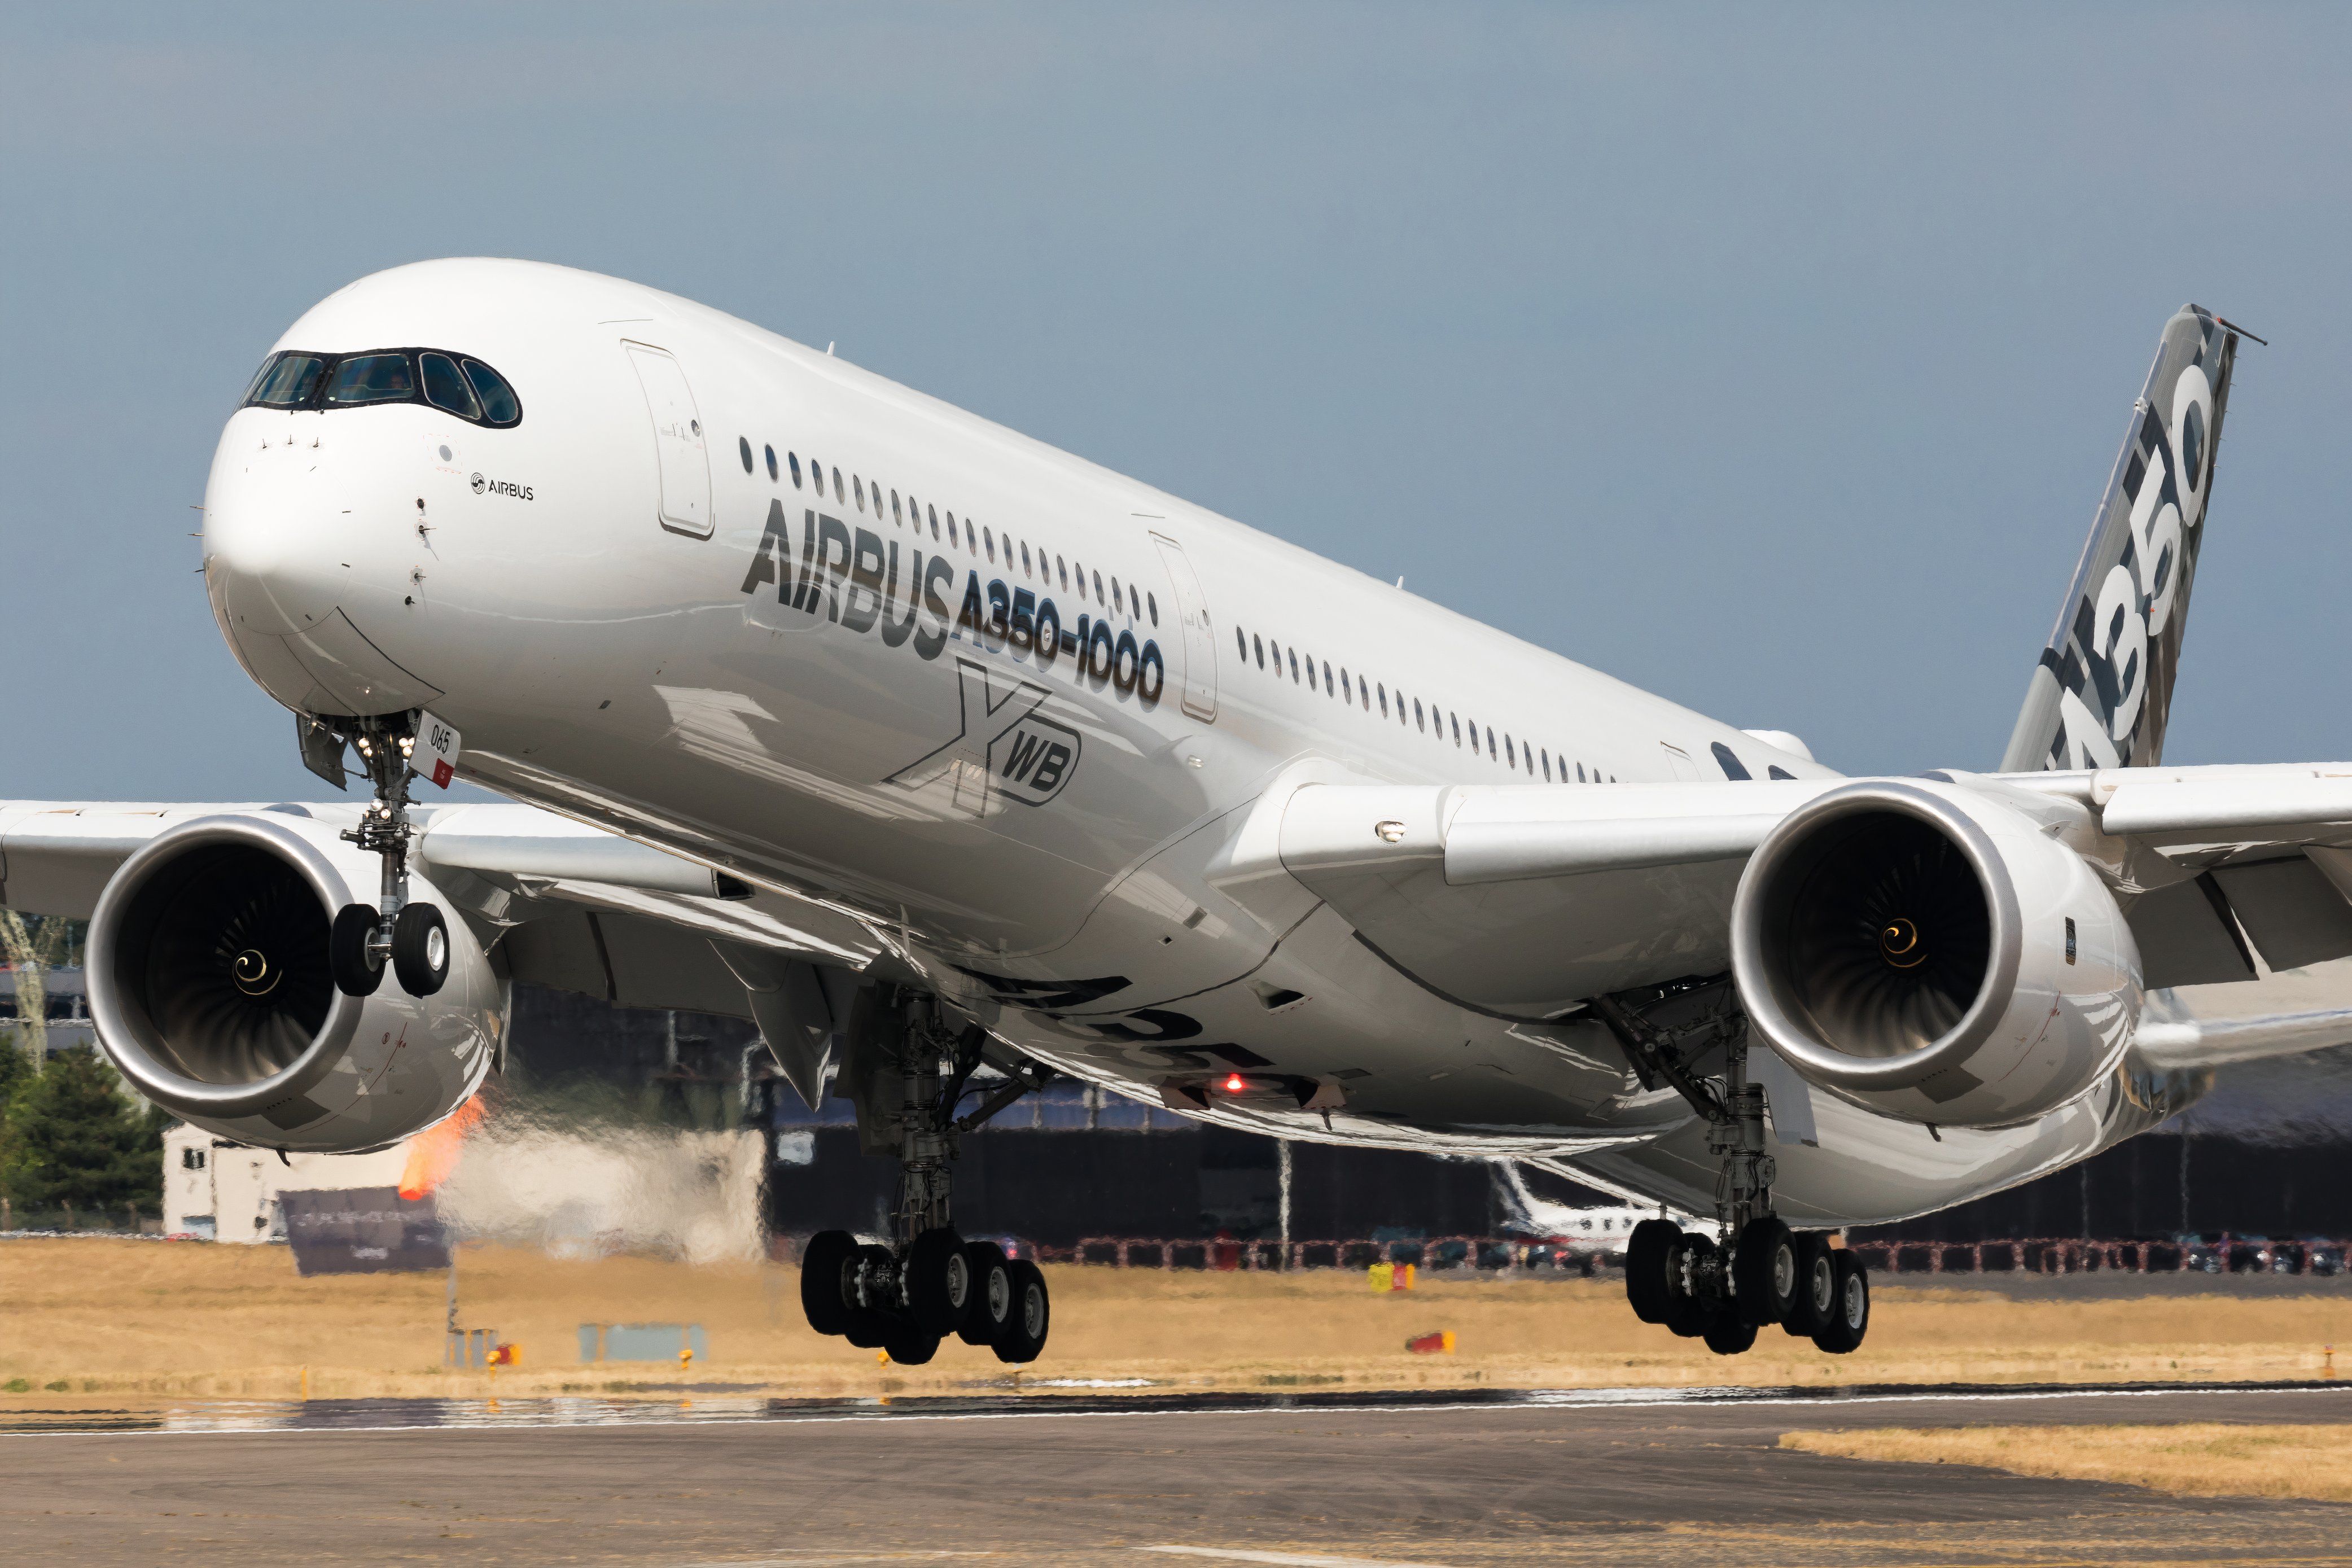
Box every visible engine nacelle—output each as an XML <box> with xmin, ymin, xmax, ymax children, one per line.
<box><xmin>1730</xmin><ymin>779</ymin><xmax>2140</xmax><ymax>1129</ymax></box>
<box><xmin>86</xmin><ymin>811</ymin><xmax>502</xmax><ymax>1153</ymax></box>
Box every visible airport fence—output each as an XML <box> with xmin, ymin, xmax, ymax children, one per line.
<box><xmin>1037</xmin><ymin>1234</ymin><xmax>2351</xmax><ymax>1277</ymax></box>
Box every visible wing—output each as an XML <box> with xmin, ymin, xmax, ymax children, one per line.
<box><xmin>1230</xmin><ymin>763</ymin><xmax>2352</xmax><ymax>1067</ymax></box>
<box><xmin>0</xmin><ymin>798</ymin><xmax>887</xmax><ymax>1106</ymax></box>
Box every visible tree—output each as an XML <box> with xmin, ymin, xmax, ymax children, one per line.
<box><xmin>0</xmin><ymin>1046</ymin><xmax>163</xmax><ymax>1215</ymax></box>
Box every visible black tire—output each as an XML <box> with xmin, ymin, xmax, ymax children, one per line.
<box><xmin>1663</xmin><ymin>1233</ymin><xmax>1715</xmax><ymax>1337</ymax></box>
<box><xmin>329</xmin><ymin>904</ymin><xmax>384</xmax><ymax>997</ymax></box>
<box><xmin>1702</xmin><ymin>1315</ymin><xmax>1758</xmax><ymax>1356</ymax></box>
<box><xmin>1810</xmin><ymin>1249</ymin><xmax>1871</xmax><ymax>1355</ymax></box>
<box><xmin>992</xmin><ymin>1258</ymin><xmax>1050</xmax><ymax>1364</ymax></box>
<box><xmin>853</xmin><ymin>1243</ymin><xmax>897</xmax><ymax>1313</ymax></box>
<box><xmin>959</xmin><ymin>1242</ymin><xmax>1014</xmax><ymax>1347</ymax></box>
<box><xmin>1624</xmin><ymin>1218</ymin><xmax>1680</xmax><ymax>1324</ymax></box>
<box><xmin>798</xmin><ymin>1230</ymin><xmax>857</xmax><ymax>1336</ymax></box>
<box><xmin>391</xmin><ymin>902</ymin><xmax>450</xmax><ymax>997</ymax></box>
<box><xmin>882</xmin><ymin>1326</ymin><xmax>940</xmax><ymax>1366</ymax></box>
<box><xmin>842</xmin><ymin>1309</ymin><xmax>889</xmax><ymax>1349</ymax></box>
<box><xmin>906</xmin><ymin>1227</ymin><xmax>972</xmax><ymax>1335</ymax></box>
<box><xmin>1782</xmin><ymin>1233</ymin><xmax>1837</xmax><ymax>1338</ymax></box>
<box><xmin>1733</xmin><ymin>1216</ymin><xmax>1798</xmax><ymax>1326</ymax></box>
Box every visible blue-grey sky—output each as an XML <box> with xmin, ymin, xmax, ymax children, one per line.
<box><xmin>5</xmin><ymin>4</ymin><xmax>2349</xmax><ymax>800</ymax></box>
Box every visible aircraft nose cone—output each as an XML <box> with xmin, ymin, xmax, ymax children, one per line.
<box><xmin>204</xmin><ymin>430</ymin><xmax>341</xmax><ymax>638</ymax></box>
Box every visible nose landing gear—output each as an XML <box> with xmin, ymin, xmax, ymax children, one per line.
<box><xmin>1598</xmin><ymin>980</ymin><xmax>1869</xmax><ymax>1357</ymax></box>
<box><xmin>798</xmin><ymin>992</ymin><xmax>1052</xmax><ymax>1364</ymax></box>
<box><xmin>313</xmin><ymin>711</ymin><xmax>450</xmax><ymax>1000</ymax></box>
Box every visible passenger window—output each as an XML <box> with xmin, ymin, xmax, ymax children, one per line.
<box><xmin>1341</xmin><ymin>670</ymin><xmax>1351</xmax><ymax>703</ymax></box>
<box><xmin>1021</xmin><ymin>542</ymin><xmax>1032</xmax><ymax>575</ymax></box>
<box><xmin>892</xmin><ymin>491</ymin><xmax>903</xmax><ymax>525</ymax></box>
<box><xmin>765</xmin><ymin>445</ymin><xmax>779</xmax><ymax>482</ymax></box>
<box><xmin>1542</xmin><ymin>750</ymin><xmax>1552</xmax><ymax>781</ymax></box>
<box><xmin>1488</xmin><ymin>730</ymin><xmax>1497</xmax><ymax>760</ymax></box>
<box><xmin>1093</xmin><ymin>570</ymin><xmax>1104</xmax><ymax>601</ymax></box>
<box><xmin>1253</xmin><ymin>634</ymin><xmax>1265</xmax><ymax>668</ymax></box>
<box><xmin>1451</xmin><ymin>714</ymin><xmax>1461</xmax><ymax>746</ymax></box>
<box><xmin>1378</xmin><ymin>684</ymin><xmax>1388</xmax><ymax>716</ymax></box>
<box><xmin>1147</xmin><ymin>593</ymin><xmax>1158</xmax><ymax>626</ymax></box>
<box><xmin>1322</xmin><ymin>660</ymin><xmax>1333</xmax><ymax>697</ymax></box>
<box><xmin>1111</xmin><ymin>577</ymin><xmax>1122</xmax><ymax>612</ymax></box>
<box><xmin>420</xmin><ymin>353</ymin><xmax>481</xmax><ymax>419</ymax></box>
<box><xmin>1131</xmin><ymin>584</ymin><xmax>1141</xmax><ymax>618</ymax></box>
<box><xmin>832</xmin><ymin>467</ymin><xmax>843</xmax><ymax>501</ymax></box>
<box><xmin>1289</xmin><ymin>649</ymin><xmax>1300</xmax><ymax>683</ymax></box>
<box><xmin>929</xmin><ymin>504</ymin><xmax>940</xmax><ymax>540</ymax></box>
<box><xmin>1505</xmin><ymin>736</ymin><xmax>1514</xmax><ymax>768</ymax></box>
<box><xmin>984</xmin><ymin>528</ymin><xmax>995</xmax><ymax>561</ymax></box>
<box><xmin>1416</xmin><ymin>699</ymin><xmax>1426</xmax><ymax>732</ymax></box>
<box><xmin>322</xmin><ymin>353</ymin><xmax>415</xmax><ymax>405</ymax></box>
<box><xmin>855</xmin><ymin>476</ymin><xmax>866</xmax><ymax>512</ymax></box>
<box><xmin>739</xmin><ymin>436</ymin><xmax>754</xmax><ymax>474</ymax></box>
<box><xmin>459</xmin><ymin>359</ymin><xmax>521</xmax><ymax>424</ymax></box>
<box><xmin>1237</xmin><ymin>628</ymin><xmax>1248</xmax><ymax>659</ymax></box>
<box><xmin>1058</xmin><ymin>556</ymin><xmax>1069</xmax><ymax>589</ymax></box>
<box><xmin>790</xmin><ymin>453</ymin><xmax>803</xmax><ymax>487</ymax></box>
<box><xmin>245</xmin><ymin>352</ymin><xmax>327</xmax><ymax>408</ymax></box>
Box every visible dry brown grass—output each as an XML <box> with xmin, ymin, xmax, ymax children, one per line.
<box><xmin>1782</xmin><ymin>1422</ymin><xmax>2352</xmax><ymax>1501</ymax></box>
<box><xmin>3</xmin><ymin>1238</ymin><xmax>2351</xmax><ymax>1402</ymax></box>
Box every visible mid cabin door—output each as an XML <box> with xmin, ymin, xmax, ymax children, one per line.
<box><xmin>623</xmin><ymin>342</ymin><xmax>712</xmax><ymax>538</ymax></box>
<box><xmin>1151</xmin><ymin>532</ymin><xmax>1219</xmax><ymax>722</ymax></box>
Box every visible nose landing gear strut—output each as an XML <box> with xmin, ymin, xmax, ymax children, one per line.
<box><xmin>798</xmin><ymin>991</ymin><xmax>1052</xmax><ymax>1365</ymax></box>
<box><xmin>313</xmin><ymin>711</ymin><xmax>450</xmax><ymax>1000</ymax></box>
<box><xmin>1596</xmin><ymin>980</ymin><xmax>1870</xmax><ymax>1357</ymax></box>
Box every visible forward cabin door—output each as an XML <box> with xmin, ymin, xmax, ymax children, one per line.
<box><xmin>1151</xmin><ymin>532</ymin><xmax>1219</xmax><ymax>722</ymax></box>
<box><xmin>623</xmin><ymin>342</ymin><xmax>713</xmax><ymax>538</ymax></box>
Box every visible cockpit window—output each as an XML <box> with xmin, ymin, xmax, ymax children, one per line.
<box><xmin>420</xmin><ymin>352</ymin><xmax>481</xmax><ymax>419</ymax></box>
<box><xmin>240</xmin><ymin>348</ymin><xmax>523</xmax><ymax>428</ymax></box>
<box><xmin>461</xmin><ymin>359</ymin><xmax>520</xmax><ymax>424</ymax></box>
<box><xmin>245</xmin><ymin>353</ymin><xmax>328</xmax><ymax>408</ymax></box>
<box><xmin>323</xmin><ymin>353</ymin><xmax>416</xmax><ymax>405</ymax></box>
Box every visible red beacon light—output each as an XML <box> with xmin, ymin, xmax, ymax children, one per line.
<box><xmin>1223</xmin><ymin>1074</ymin><xmax>1247</xmax><ymax>1093</ymax></box>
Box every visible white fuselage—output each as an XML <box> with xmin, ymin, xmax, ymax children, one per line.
<box><xmin>199</xmin><ymin>259</ymin><xmax>2155</xmax><ymax>1225</ymax></box>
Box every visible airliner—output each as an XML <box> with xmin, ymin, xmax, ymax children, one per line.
<box><xmin>7</xmin><ymin>260</ymin><xmax>2344</xmax><ymax>1363</ymax></box>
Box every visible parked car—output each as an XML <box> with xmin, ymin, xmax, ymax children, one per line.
<box><xmin>2282</xmin><ymin>1237</ymin><xmax>2347</xmax><ymax>1276</ymax></box>
<box><xmin>2178</xmin><ymin>1233</ymin><xmax>2226</xmax><ymax>1273</ymax></box>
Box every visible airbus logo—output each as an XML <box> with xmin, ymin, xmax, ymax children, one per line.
<box><xmin>889</xmin><ymin>659</ymin><xmax>1082</xmax><ymax>816</ymax></box>
<box><xmin>471</xmin><ymin>472</ymin><xmax>534</xmax><ymax>501</ymax></box>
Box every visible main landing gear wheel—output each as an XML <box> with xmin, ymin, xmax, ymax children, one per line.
<box><xmin>992</xmin><ymin>1258</ymin><xmax>1050</xmax><ymax>1364</ymax></box>
<box><xmin>1702</xmin><ymin>1315</ymin><xmax>1758</xmax><ymax>1356</ymax></box>
<box><xmin>329</xmin><ymin>904</ymin><xmax>384</xmax><ymax>997</ymax></box>
<box><xmin>391</xmin><ymin>902</ymin><xmax>450</xmax><ymax>997</ymax></box>
<box><xmin>883</xmin><ymin>1326</ymin><xmax>941</xmax><ymax>1365</ymax></box>
<box><xmin>906</xmin><ymin>1227</ymin><xmax>973</xmax><ymax>1335</ymax></box>
<box><xmin>1811</xmin><ymin>1250</ymin><xmax>1871</xmax><ymax>1355</ymax></box>
<box><xmin>1663</xmin><ymin>1234</ymin><xmax>1714</xmax><ymax>1338</ymax></box>
<box><xmin>1624</xmin><ymin>1218</ymin><xmax>1679</xmax><ymax>1324</ymax></box>
<box><xmin>799</xmin><ymin>1230</ymin><xmax>857</xmax><ymax>1336</ymax></box>
<box><xmin>959</xmin><ymin>1242</ymin><xmax>1014</xmax><ymax>1347</ymax></box>
<box><xmin>1782</xmin><ymin>1233</ymin><xmax>1836</xmax><ymax>1339</ymax></box>
<box><xmin>1733</xmin><ymin>1216</ymin><xmax>1799</xmax><ymax>1326</ymax></box>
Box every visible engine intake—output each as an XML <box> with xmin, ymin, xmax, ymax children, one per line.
<box><xmin>87</xmin><ymin>812</ymin><xmax>500</xmax><ymax>1152</ymax></box>
<box><xmin>1731</xmin><ymin>779</ymin><xmax>2139</xmax><ymax>1128</ymax></box>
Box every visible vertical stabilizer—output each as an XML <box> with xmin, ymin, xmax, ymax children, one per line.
<box><xmin>2000</xmin><ymin>306</ymin><xmax>2247</xmax><ymax>772</ymax></box>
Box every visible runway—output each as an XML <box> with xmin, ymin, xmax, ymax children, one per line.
<box><xmin>6</xmin><ymin>1382</ymin><xmax>2351</xmax><ymax>1564</ymax></box>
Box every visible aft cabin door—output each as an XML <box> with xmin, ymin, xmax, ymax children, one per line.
<box><xmin>1151</xmin><ymin>532</ymin><xmax>1219</xmax><ymax>722</ymax></box>
<box><xmin>624</xmin><ymin>343</ymin><xmax>713</xmax><ymax>538</ymax></box>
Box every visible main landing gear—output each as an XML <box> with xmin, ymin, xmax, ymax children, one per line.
<box><xmin>320</xmin><ymin>712</ymin><xmax>449</xmax><ymax>1000</ymax></box>
<box><xmin>1595</xmin><ymin>981</ymin><xmax>1870</xmax><ymax>1357</ymax></box>
<box><xmin>798</xmin><ymin>992</ymin><xmax>1053</xmax><ymax>1365</ymax></box>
